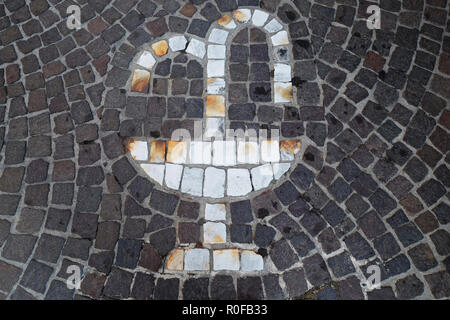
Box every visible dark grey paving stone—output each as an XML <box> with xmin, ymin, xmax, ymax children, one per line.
<box><xmin>103</xmin><ymin>267</ymin><xmax>133</xmax><ymax>299</ymax></box>
<box><xmin>237</xmin><ymin>277</ymin><xmax>264</xmax><ymax>300</ymax></box>
<box><xmin>328</xmin><ymin>251</ymin><xmax>356</xmax><ymax>278</ymax></box>
<box><xmin>210</xmin><ymin>275</ymin><xmax>236</xmax><ymax>300</ymax></box>
<box><xmin>20</xmin><ymin>260</ymin><xmax>53</xmax><ymax>294</ymax></box>
<box><xmin>182</xmin><ymin>278</ymin><xmax>209</xmax><ymax>300</ymax></box>
<box><xmin>2</xmin><ymin>234</ymin><xmax>37</xmax><ymax>263</ymax></box>
<box><xmin>395</xmin><ymin>275</ymin><xmax>424</xmax><ymax>299</ymax></box>
<box><xmin>153</xmin><ymin>278</ymin><xmax>179</xmax><ymax>300</ymax></box>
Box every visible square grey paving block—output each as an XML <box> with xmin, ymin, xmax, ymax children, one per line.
<box><xmin>0</xmin><ymin>260</ymin><xmax>22</xmax><ymax>292</ymax></box>
<box><xmin>20</xmin><ymin>260</ymin><xmax>53</xmax><ymax>294</ymax></box>
<box><xmin>2</xmin><ymin>234</ymin><xmax>37</xmax><ymax>263</ymax></box>
<box><xmin>45</xmin><ymin>280</ymin><xmax>75</xmax><ymax>300</ymax></box>
<box><xmin>15</xmin><ymin>208</ymin><xmax>44</xmax><ymax>234</ymax></box>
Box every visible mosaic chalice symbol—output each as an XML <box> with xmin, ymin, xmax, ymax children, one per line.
<box><xmin>126</xmin><ymin>8</ymin><xmax>304</xmax><ymax>272</ymax></box>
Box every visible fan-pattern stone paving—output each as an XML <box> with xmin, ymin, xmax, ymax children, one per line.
<box><xmin>0</xmin><ymin>0</ymin><xmax>449</xmax><ymax>300</ymax></box>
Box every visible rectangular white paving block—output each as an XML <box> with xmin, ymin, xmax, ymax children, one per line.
<box><xmin>129</xmin><ymin>140</ymin><xmax>148</xmax><ymax>161</ymax></box>
<box><xmin>168</xmin><ymin>36</ymin><xmax>187</xmax><ymax>52</ymax></box>
<box><xmin>213</xmin><ymin>249</ymin><xmax>240</xmax><ymax>271</ymax></box>
<box><xmin>207</xmin><ymin>78</ymin><xmax>226</xmax><ymax>94</ymax></box>
<box><xmin>264</xmin><ymin>18</ymin><xmax>283</xmax><ymax>33</ymax></box>
<box><xmin>275</xmin><ymin>82</ymin><xmax>293</xmax><ymax>103</ymax></box>
<box><xmin>167</xmin><ymin>249</ymin><xmax>184</xmax><ymax>271</ymax></box>
<box><xmin>212</xmin><ymin>140</ymin><xmax>236</xmax><ymax>166</ymax></box>
<box><xmin>203</xmin><ymin>167</ymin><xmax>226</xmax><ymax>198</ymax></box>
<box><xmin>271</xmin><ymin>30</ymin><xmax>289</xmax><ymax>46</ymax></box>
<box><xmin>184</xmin><ymin>249</ymin><xmax>210</xmax><ymax>271</ymax></box>
<box><xmin>186</xmin><ymin>38</ymin><xmax>206</xmax><ymax>59</ymax></box>
<box><xmin>233</xmin><ymin>9</ymin><xmax>251</xmax><ymax>23</ymax></box>
<box><xmin>205</xmin><ymin>203</ymin><xmax>226</xmax><ymax>221</ymax></box>
<box><xmin>207</xmin><ymin>60</ymin><xmax>225</xmax><ymax>77</ymax></box>
<box><xmin>136</xmin><ymin>51</ymin><xmax>156</xmax><ymax>69</ymax></box>
<box><xmin>208</xmin><ymin>28</ymin><xmax>229</xmax><ymax>44</ymax></box>
<box><xmin>207</xmin><ymin>45</ymin><xmax>226</xmax><ymax>59</ymax></box>
<box><xmin>241</xmin><ymin>251</ymin><xmax>264</xmax><ymax>271</ymax></box>
<box><xmin>237</xmin><ymin>141</ymin><xmax>260</xmax><ymax>164</ymax></box>
<box><xmin>164</xmin><ymin>163</ymin><xmax>183</xmax><ymax>190</ymax></box>
<box><xmin>261</xmin><ymin>140</ymin><xmax>280</xmax><ymax>163</ymax></box>
<box><xmin>227</xmin><ymin>168</ymin><xmax>252</xmax><ymax>196</ymax></box>
<box><xmin>189</xmin><ymin>141</ymin><xmax>212</xmax><ymax>164</ymax></box>
<box><xmin>251</xmin><ymin>164</ymin><xmax>274</xmax><ymax>191</ymax></box>
<box><xmin>181</xmin><ymin>167</ymin><xmax>204</xmax><ymax>196</ymax></box>
<box><xmin>203</xmin><ymin>222</ymin><xmax>226</xmax><ymax>244</ymax></box>
<box><xmin>272</xmin><ymin>162</ymin><xmax>291</xmax><ymax>179</ymax></box>
<box><xmin>252</xmin><ymin>9</ymin><xmax>269</xmax><ymax>26</ymax></box>
<box><xmin>204</xmin><ymin>118</ymin><xmax>225</xmax><ymax>139</ymax></box>
<box><xmin>274</xmin><ymin>63</ymin><xmax>292</xmax><ymax>82</ymax></box>
<box><xmin>141</xmin><ymin>164</ymin><xmax>165</xmax><ymax>185</ymax></box>
<box><xmin>280</xmin><ymin>140</ymin><xmax>302</xmax><ymax>161</ymax></box>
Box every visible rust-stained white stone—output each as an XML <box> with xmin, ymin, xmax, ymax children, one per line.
<box><xmin>141</xmin><ymin>163</ymin><xmax>165</xmax><ymax>184</ymax></box>
<box><xmin>130</xmin><ymin>69</ymin><xmax>150</xmax><ymax>93</ymax></box>
<box><xmin>151</xmin><ymin>40</ymin><xmax>168</xmax><ymax>56</ymax></box>
<box><xmin>274</xmin><ymin>82</ymin><xmax>293</xmax><ymax>103</ymax></box>
<box><xmin>150</xmin><ymin>140</ymin><xmax>166</xmax><ymax>163</ymax></box>
<box><xmin>203</xmin><ymin>167</ymin><xmax>226</xmax><ymax>198</ymax></box>
<box><xmin>184</xmin><ymin>249</ymin><xmax>210</xmax><ymax>271</ymax></box>
<box><xmin>280</xmin><ymin>140</ymin><xmax>302</xmax><ymax>161</ymax></box>
<box><xmin>241</xmin><ymin>250</ymin><xmax>264</xmax><ymax>271</ymax></box>
<box><xmin>213</xmin><ymin>249</ymin><xmax>240</xmax><ymax>271</ymax></box>
<box><xmin>128</xmin><ymin>140</ymin><xmax>148</xmax><ymax>161</ymax></box>
<box><xmin>218</xmin><ymin>14</ymin><xmax>237</xmax><ymax>29</ymax></box>
<box><xmin>203</xmin><ymin>222</ymin><xmax>226</xmax><ymax>244</ymax></box>
<box><xmin>166</xmin><ymin>141</ymin><xmax>188</xmax><ymax>164</ymax></box>
<box><xmin>206</xmin><ymin>94</ymin><xmax>226</xmax><ymax>117</ymax></box>
<box><xmin>233</xmin><ymin>9</ymin><xmax>251</xmax><ymax>23</ymax></box>
<box><xmin>227</xmin><ymin>168</ymin><xmax>252</xmax><ymax>196</ymax></box>
<box><xmin>166</xmin><ymin>249</ymin><xmax>184</xmax><ymax>271</ymax></box>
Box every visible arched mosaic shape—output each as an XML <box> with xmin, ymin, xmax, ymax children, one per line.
<box><xmin>125</xmin><ymin>8</ymin><xmax>309</xmax><ymax>200</ymax></box>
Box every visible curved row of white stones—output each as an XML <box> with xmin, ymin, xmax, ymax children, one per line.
<box><xmin>129</xmin><ymin>138</ymin><xmax>300</xmax><ymax>197</ymax></box>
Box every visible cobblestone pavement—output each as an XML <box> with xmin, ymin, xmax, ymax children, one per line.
<box><xmin>0</xmin><ymin>0</ymin><xmax>449</xmax><ymax>300</ymax></box>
